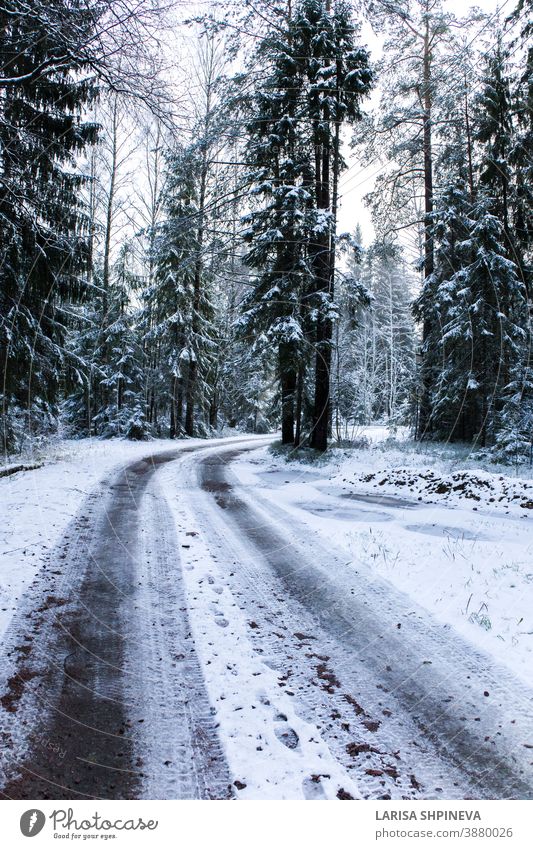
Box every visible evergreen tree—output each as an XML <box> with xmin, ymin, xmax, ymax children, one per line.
<box><xmin>240</xmin><ymin>8</ymin><xmax>312</xmax><ymax>445</ymax></box>
<box><xmin>359</xmin><ymin>0</ymin><xmax>463</xmax><ymax>438</ymax></box>
<box><xmin>144</xmin><ymin>141</ymin><xmax>219</xmax><ymax>438</ymax></box>
<box><xmin>64</xmin><ymin>243</ymin><xmax>146</xmax><ymax>439</ymax></box>
<box><xmin>413</xmin><ymin>36</ymin><xmax>533</xmax><ymax>452</ymax></box>
<box><xmin>241</xmin><ymin>0</ymin><xmax>372</xmax><ymax>449</ymax></box>
<box><xmin>295</xmin><ymin>0</ymin><xmax>373</xmax><ymax>450</ymax></box>
<box><xmin>144</xmin><ymin>146</ymin><xmax>198</xmax><ymax>438</ymax></box>
<box><xmin>510</xmin><ymin>43</ymin><xmax>533</xmax><ymax>297</ymax></box>
<box><xmin>0</xmin><ymin>0</ymin><xmax>98</xmax><ymax>450</ymax></box>
<box><xmin>474</xmin><ymin>41</ymin><xmax>522</xmax><ymax>273</ymax></box>
<box><xmin>417</xmin><ymin>186</ymin><xmax>529</xmax><ymax>448</ymax></box>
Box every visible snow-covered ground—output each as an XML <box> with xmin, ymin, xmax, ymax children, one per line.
<box><xmin>2</xmin><ymin>431</ymin><xmax>532</xmax><ymax>801</ymax></box>
<box><xmin>158</xmin><ymin>448</ymin><xmax>360</xmax><ymax>801</ymax></box>
<box><xmin>0</xmin><ymin>436</ymin><xmax>232</xmax><ymax>643</ymax></box>
<box><xmin>4</xmin><ymin>431</ymin><xmax>531</xmax><ymax>687</ymax></box>
<box><xmin>231</xmin><ymin>433</ymin><xmax>533</xmax><ymax>687</ymax></box>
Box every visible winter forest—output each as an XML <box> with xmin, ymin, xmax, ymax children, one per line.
<box><xmin>3</xmin><ymin>0</ymin><xmax>533</xmax><ymax>811</ymax></box>
<box><xmin>1</xmin><ymin>0</ymin><xmax>532</xmax><ymax>459</ymax></box>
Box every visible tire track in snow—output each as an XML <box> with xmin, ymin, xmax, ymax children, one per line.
<box><xmin>186</xmin><ymin>443</ymin><xmax>533</xmax><ymax>800</ymax></box>
<box><xmin>159</xmin><ymin>446</ymin><xmax>361</xmax><ymax>800</ymax></box>
<box><xmin>0</xmin><ymin>443</ymin><xmax>250</xmax><ymax>800</ymax></box>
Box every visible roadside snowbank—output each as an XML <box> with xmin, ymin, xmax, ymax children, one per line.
<box><xmin>343</xmin><ymin>466</ymin><xmax>533</xmax><ymax>518</ymax></box>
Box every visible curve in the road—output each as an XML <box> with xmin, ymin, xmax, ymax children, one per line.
<box><xmin>0</xmin><ymin>445</ymin><xmax>237</xmax><ymax>800</ymax></box>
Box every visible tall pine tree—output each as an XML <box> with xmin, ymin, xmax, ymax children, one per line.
<box><xmin>0</xmin><ymin>0</ymin><xmax>98</xmax><ymax>450</ymax></box>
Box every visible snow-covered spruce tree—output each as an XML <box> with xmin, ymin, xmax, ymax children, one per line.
<box><xmin>294</xmin><ymin>0</ymin><xmax>373</xmax><ymax>450</ymax></box>
<box><xmin>92</xmin><ymin>245</ymin><xmax>146</xmax><ymax>439</ymax></box>
<box><xmin>218</xmin><ymin>332</ymin><xmax>277</xmax><ymax>434</ymax></box>
<box><xmin>239</xmin><ymin>9</ymin><xmax>313</xmax><ymax>445</ymax></box>
<box><xmin>141</xmin><ymin>32</ymin><xmax>230</xmax><ymax>439</ymax></box>
<box><xmin>331</xmin><ymin>230</ymin><xmax>371</xmax><ymax>437</ymax></box>
<box><xmin>144</xmin><ymin>140</ymin><xmax>218</xmax><ymax>439</ymax></box>
<box><xmin>493</xmin><ymin>358</ymin><xmax>533</xmax><ymax>464</ymax></box>
<box><xmin>62</xmin><ymin>298</ymin><xmax>101</xmax><ymax>438</ymax></box>
<box><xmin>467</xmin><ymin>206</ymin><xmax>528</xmax><ymax>452</ymax></box>
<box><xmin>475</xmin><ymin>41</ymin><xmax>527</xmax><ymax>285</ymax></box>
<box><xmin>143</xmin><ymin>146</ymin><xmax>197</xmax><ymax>438</ymax></box>
<box><xmin>241</xmin><ymin>0</ymin><xmax>372</xmax><ymax>449</ymax></box>
<box><xmin>64</xmin><ymin>243</ymin><xmax>146</xmax><ymax>439</ymax></box>
<box><xmin>414</xmin><ymin>181</ymin><xmax>478</xmax><ymax>441</ymax></box>
<box><xmin>511</xmin><ymin>46</ymin><xmax>533</xmax><ymax>290</ymax></box>
<box><xmin>412</xmin><ymin>66</ymin><xmax>478</xmax><ymax>442</ymax></box>
<box><xmin>473</xmin><ymin>43</ymin><xmax>533</xmax><ymax>458</ymax></box>
<box><xmin>413</xmin><ymin>35</ymin><xmax>533</xmax><ymax>453</ymax></box>
<box><xmin>417</xmin><ymin>187</ymin><xmax>529</xmax><ymax>448</ymax></box>
<box><xmin>0</xmin><ymin>0</ymin><xmax>98</xmax><ymax>451</ymax></box>
<box><xmin>205</xmin><ymin>171</ymin><xmax>279</xmax><ymax>434</ymax></box>
<box><xmin>364</xmin><ymin>243</ymin><xmax>417</xmax><ymax>427</ymax></box>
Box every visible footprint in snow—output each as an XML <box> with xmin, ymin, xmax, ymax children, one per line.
<box><xmin>274</xmin><ymin>713</ymin><xmax>299</xmax><ymax>750</ymax></box>
<box><xmin>257</xmin><ymin>690</ymin><xmax>271</xmax><ymax>706</ymax></box>
<box><xmin>302</xmin><ymin>776</ymin><xmax>327</xmax><ymax>800</ymax></box>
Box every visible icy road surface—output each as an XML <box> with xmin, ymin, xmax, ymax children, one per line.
<box><xmin>0</xmin><ymin>437</ymin><xmax>532</xmax><ymax>800</ymax></box>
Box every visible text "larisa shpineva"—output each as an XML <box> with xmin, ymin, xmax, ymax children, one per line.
<box><xmin>376</xmin><ymin>810</ymin><xmax>482</xmax><ymax>821</ymax></box>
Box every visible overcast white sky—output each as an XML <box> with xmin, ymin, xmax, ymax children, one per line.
<box><xmin>337</xmin><ymin>0</ymin><xmax>506</xmax><ymax>248</ymax></box>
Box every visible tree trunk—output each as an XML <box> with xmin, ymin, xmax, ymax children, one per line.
<box><xmin>169</xmin><ymin>376</ymin><xmax>177</xmax><ymax>439</ymax></box>
<box><xmin>464</xmin><ymin>76</ymin><xmax>475</xmax><ymax>203</ymax></box>
<box><xmin>310</xmin><ymin>92</ymin><xmax>340</xmax><ymax>451</ymax></box>
<box><xmin>417</xmin><ymin>24</ymin><xmax>435</xmax><ymax>439</ymax></box>
<box><xmin>279</xmin><ymin>342</ymin><xmax>297</xmax><ymax>444</ymax></box>
<box><xmin>100</xmin><ymin>96</ymin><xmax>119</xmax><ymax>425</ymax></box>
<box><xmin>209</xmin><ymin>394</ymin><xmax>218</xmax><ymax>429</ymax></box>
<box><xmin>185</xmin><ymin>356</ymin><xmax>197</xmax><ymax>436</ymax></box>
<box><xmin>294</xmin><ymin>363</ymin><xmax>304</xmax><ymax>447</ymax></box>
<box><xmin>185</xmin><ymin>40</ymin><xmax>217</xmax><ymax>437</ymax></box>
<box><xmin>176</xmin><ymin>374</ymin><xmax>183</xmax><ymax>431</ymax></box>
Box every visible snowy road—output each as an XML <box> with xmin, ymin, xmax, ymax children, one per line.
<box><xmin>0</xmin><ymin>443</ymin><xmax>237</xmax><ymax>800</ymax></box>
<box><xmin>1</xmin><ymin>437</ymin><xmax>532</xmax><ymax>800</ymax></box>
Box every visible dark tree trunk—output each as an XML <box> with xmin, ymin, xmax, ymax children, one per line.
<box><xmin>185</xmin><ymin>357</ymin><xmax>197</xmax><ymax>437</ymax></box>
<box><xmin>169</xmin><ymin>385</ymin><xmax>176</xmax><ymax>439</ymax></box>
<box><xmin>311</xmin><ymin>314</ymin><xmax>331</xmax><ymax>451</ymax></box>
<box><xmin>310</xmin><ymin>98</ymin><xmax>336</xmax><ymax>452</ymax></box>
<box><xmin>209</xmin><ymin>395</ymin><xmax>218</xmax><ymax>429</ymax></box>
<box><xmin>310</xmin><ymin>215</ymin><xmax>332</xmax><ymax>451</ymax></box>
<box><xmin>279</xmin><ymin>342</ymin><xmax>297</xmax><ymax>444</ymax></box>
<box><xmin>294</xmin><ymin>363</ymin><xmax>304</xmax><ymax>447</ymax></box>
<box><xmin>417</xmin><ymin>26</ymin><xmax>435</xmax><ymax>439</ymax></box>
<box><xmin>176</xmin><ymin>375</ymin><xmax>183</xmax><ymax>431</ymax></box>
